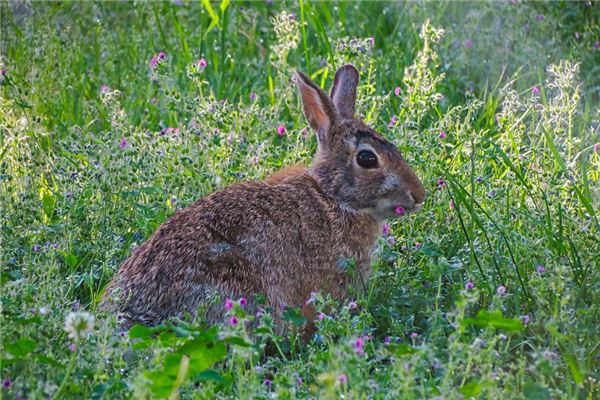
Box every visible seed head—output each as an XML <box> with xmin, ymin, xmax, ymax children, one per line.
<box><xmin>64</xmin><ymin>312</ymin><xmax>95</xmax><ymax>341</ymax></box>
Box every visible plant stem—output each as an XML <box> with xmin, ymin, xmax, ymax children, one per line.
<box><xmin>52</xmin><ymin>344</ymin><xmax>78</xmax><ymax>400</ymax></box>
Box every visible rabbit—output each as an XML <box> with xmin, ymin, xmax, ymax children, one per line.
<box><xmin>101</xmin><ymin>64</ymin><xmax>426</xmax><ymax>331</ymax></box>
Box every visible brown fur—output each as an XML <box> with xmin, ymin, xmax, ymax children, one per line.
<box><xmin>102</xmin><ymin>65</ymin><xmax>426</xmax><ymax>330</ymax></box>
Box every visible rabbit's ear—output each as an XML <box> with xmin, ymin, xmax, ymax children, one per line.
<box><xmin>294</xmin><ymin>71</ymin><xmax>336</xmax><ymax>146</ymax></box>
<box><xmin>330</xmin><ymin>65</ymin><xmax>359</xmax><ymax>119</ymax></box>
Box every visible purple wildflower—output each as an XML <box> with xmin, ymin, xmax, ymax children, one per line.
<box><xmin>574</xmin><ymin>32</ymin><xmax>581</xmax><ymax>40</ymax></box>
<box><xmin>158</xmin><ymin>52</ymin><xmax>165</xmax><ymax>59</ymax></box>
<box><xmin>149</xmin><ymin>56</ymin><xmax>158</xmax><ymax>68</ymax></box>
<box><xmin>594</xmin><ymin>143</ymin><xmax>599</xmax><ymax>153</ymax></box>
<box><xmin>496</xmin><ymin>285</ymin><xmax>507</xmax><ymax>296</ymax></box>
<box><xmin>197</xmin><ymin>58</ymin><xmax>207</xmax><ymax>68</ymax></box>
<box><xmin>369</xmin><ymin>37</ymin><xmax>375</xmax><ymax>47</ymax></box>
<box><xmin>394</xmin><ymin>86</ymin><xmax>401</xmax><ymax>96</ymax></box>
<box><xmin>594</xmin><ymin>41</ymin><xmax>599</xmax><ymax>50</ymax></box>
<box><xmin>465</xmin><ymin>281</ymin><xmax>475</xmax><ymax>291</ymax></box>
<box><xmin>449</xmin><ymin>200</ymin><xmax>455</xmax><ymax>210</ymax></box>
<box><xmin>224</xmin><ymin>298</ymin><xmax>234</xmax><ymax>311</ymax></box>
<box><xmin>384</xmin><ymin>336</ymin><xmax>392</xmax><ymax>345</ymax></box>
<box><xmin>69</xmin><ymin>343</ymin><xmax>76</xmax><ymax>352</ymax></box>
<box><xmin>388</xmin><ymin>115</ymin><xmax>398</xmax><ymax>129</ymax></box>
<box><xmin>439</xmin><ymin>131</ymin><xmax>447</xmax><ymax>139</ymax></box>
<box><xmin>354</xmin><ymin>337</ymin><xmax>365</xmax><ymax>355</ymax></box>
<box><xmin>382</xmin><ymin>223</ymin><xmax>390</xmax><ymax>235</ymax></box>
<box><xmin>318</xmin><ymin>312</ymin><xmax>326</xmax><ymax>321</ymax></box>
<box><xmin>263</xmin><ymin>379</ymin><xmax>272</xmax><ymax>388</ymax></box>
<box><xmin>520</xmin><ymin>315</ymin><xmax>530</xmax><ymax>325</ymax></box>
<box><xmin>239</xmin><ymin>297</ymin><xmax>247</xmax><ymax>306</ymax></box>
<box><xmin>229</xmin><ymin>316</ymin><xmax>238</xmax><ymax>326</ymax></box>
<box><xmin>464</xmin><ymin>39</ymin><xmax>474</xmax><ymax>49</ymax></box>
<box><xmin>100</xmin><ymin>85</ymin><xmax>110</xmax><ymax>94</ymax></box>
<box><xmin>119</xmin><ymin>137</ymin><xmax>127</xmax><ymax>149</ymax></box>
<box><xmin>532</xmin><ymin>86</ymin><xmax>540</xmax><ymax>95</ymax></box>
<box><xmin>410</xmin><ymin>332</ymin><xmax>419</xmax><ymax>339</ymax></box>
<box><xmin>249</xmin><ymin>92</ymin><xmax>257</xmax><ymax>102</ymax></box>
<box><xmin>535</xmin><ymin>14</ymin><xmax>545</xmax><ymax>21</ymax></box>
<box><xmin>296</xmin><ymin>376</ymin><xmax>303</xmax><ymax>385</ymax></box>
<box><xmin>339</xmin><ymin>374</ymin><xmax>348</xmax><ymax>384</ymax></box>
<box><xmin>437</xmin><ymin>178</ymin><xmax>446</xmax><ymax>187</ymax></box>
<box><xmin>0</xmin><ymin>69</ymin><xmax>6</xmax><ymax>76</ymax></box>
<box><xmin>387</xmin><ymin>236</ymin><xmax>396</xmax><ymax>245</ymax></box>
<box><xmin>277</xmin><ymin>125</ymin><xmax>286</xmax><ymax>136</ymax></box>
<box><xmin>348</xmin><ymin>301</ymin><xmax>357</xmax><ymax>310</ymax></box>
<box><xmin>414</xmin><ymin>242</ymin><xmax>422</xmax><ymax>249</ymax></box>
<box><xmin>394</xmin><ymin>206</ymin><xmax>406</xmax><ymax>216</ymax></box>
<box><xmin>32</xmin><ymin>244</ymin><xmax>41</xmax><ymax>252</ymax></box>
<box><xmin>476</xmin><ymin>176</ymin><xmax>483</xmax><ymax>183</ymax></box>
<box><xmin>2</xmin><ymin>379</ymin><xmax>11</xmax><ymax>388</ymax></box>
<box><xmin>536</xmin><ymin>265</ymin><xmax>547</xmax><ymax>273</ymax></box>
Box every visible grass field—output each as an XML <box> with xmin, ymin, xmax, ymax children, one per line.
<box><xmin>1</xmin><ymin>1</ymin><xmax>599</xmax><ymax>398</ymax></box>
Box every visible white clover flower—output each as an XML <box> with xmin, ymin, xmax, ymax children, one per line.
<box><xmin>64</xmin><ymin>312</ymin><xmax>95</xmax><ymax>341</ymax></box>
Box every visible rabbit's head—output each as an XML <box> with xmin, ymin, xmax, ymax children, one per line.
<box><xmin>295</xmin><ymin>65</ymin><xmax>426</xmax><ymax>221</ymax></box>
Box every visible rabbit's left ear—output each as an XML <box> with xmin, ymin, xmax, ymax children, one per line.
<box><xmin>330</xmin><ymin>65</ymin><xmax>359</xmax><ymax>119</ymax></box>
<box><xmin>295</xmin><ymin>71</ymin><xmax>337</xmax><ymax>147</ymax></box>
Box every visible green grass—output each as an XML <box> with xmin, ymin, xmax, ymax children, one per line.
<box><xmin>1</xmin><ymin>1</ymin><xmax>599</xmax><ymax>399</ymax></box>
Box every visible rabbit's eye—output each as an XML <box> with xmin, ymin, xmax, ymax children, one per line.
<box><xmin>356</xmin><ymin>150</ymin><xmax>378</xmax><ymax>169</ymax></box>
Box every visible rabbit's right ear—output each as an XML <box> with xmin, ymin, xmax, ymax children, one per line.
<box><xmin>294</xmin><ymin>71</ymin><xmax>336</xmax><ymax>147</ymax></box>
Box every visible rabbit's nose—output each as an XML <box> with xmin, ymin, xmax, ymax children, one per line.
<box><xmin>409</xmin><ymin>185</ymin><xmax>426</xmax><ymax>205</ymax></box>
<box><xmin>408</xmin><ymin>192</ymin><xmax>425</xmax><ymax>211</ymax></box>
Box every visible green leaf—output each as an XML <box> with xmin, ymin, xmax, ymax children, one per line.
<box><xmin>523</xmin><ymin>381</ymin><xmax>550</xmax><ymax>400</ymax></box>
<box><xmin>61</xmin><ymin>252</ymin><xmax>79</xmax><ymax>268</ymax></box>
<box><xmin>387</xmin><ymin>343</ymin><xmax>417</xmax><ymax>356</ymax></box>
<box><xmin>194</xmin><ymin>369</ymin><xmax>227</xmax><ymax>383</ymax></box>
<box><xmin>42</xmin><ymin>194</ymin><xmax>55</xmax><ymax>218</ymax></box>
<box><xmin>219</xmin><ymin>0</ymin><xmax>230</xmax><ymax>14</ymax></box>
<box><xmin>179</xmin><ymin>339</ymin><xmax>227</xmax><ymax>377</ymax></box>
<box><xmin>201</xmin><ymin>0</ymin><xmax>219</xmax><ymax>33</ymax></box>
<box><xmin>460</xmin><ymin>379</ymin><xmax>490</xmax><ymax>397</ymax></box>
<box><xmin>5</xmin><ymin>338</ymin><xmax>37</xmax><ymax>357</ymax></box>
<box><xmin>128</xmin><ymin>324</ymin><xmax>153</xmax><ymax>339</ymax></box>
<box><xmin>565</xmin><ymin>354</ymin><xmax>584</xmax><ymax>386</ymax></box>
<box><xmin>282</xmin><ymin>306</ymin><xmax>307</xmax><ymax>326</ymax></box>
<box><xmin>462</xmin><ymin>310</ymin><xmax>524</xmax><ymax>333</ymax></box>
<box><xmin>542</xmin><ymin>127</ymin><xmax>567</xmax><ymax>171</ymax></box>
<box><xmin>15</xmin><ymin>316</ymin><xmax>42</xmax><ymax>325</ymax></box>
<box><xmin>146</xmin><ymin>334</ymin><xmax>228</xmax><ymax>398</ymax></box>
<box><xmin>146</xmin><ymin>367</ymin><xmax>177</xmax><ymax>398</ymax></box>
<box><xmin>171</xmin><ymin>325</ymin><xmax>192</xmax><ymax>337</ymax></box>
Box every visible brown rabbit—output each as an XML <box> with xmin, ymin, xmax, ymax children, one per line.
<box><xmin>102</xmin><ymin>65</ymin><xmax>425</xmax><ymax>330</ymax></box>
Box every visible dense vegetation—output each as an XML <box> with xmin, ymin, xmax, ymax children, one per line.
<box><xmin>1</xmin><ymin>1</ymin><xmax>599</xmax><ymax>398</ymax></box>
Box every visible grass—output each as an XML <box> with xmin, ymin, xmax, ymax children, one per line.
<box><xmin>1</xmin><ymin>1</ymin><xmax>599</xmax><ymax>399</ymax></box>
